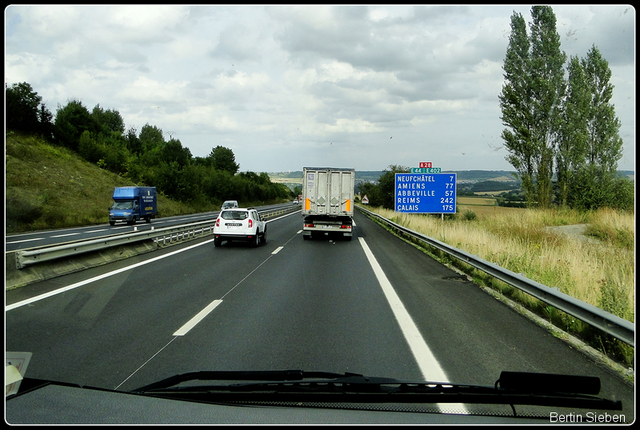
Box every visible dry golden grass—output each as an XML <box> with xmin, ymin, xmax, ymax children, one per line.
<box><xmin>367</xmin><ymin>205</ymin><xmax>635</xmax><ymax>325</ymax></box>
<box><xmin>457</xmin><ymin>204</ymin><xmax>522</xmax><ymax>218</ymax></box>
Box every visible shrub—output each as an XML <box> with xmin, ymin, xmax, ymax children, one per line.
<box><xmin>462</xmin><ymin>210</ymin><xmax>477</xmax><ymax>221</ymax></box>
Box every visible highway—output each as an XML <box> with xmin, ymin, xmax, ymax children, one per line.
<box><xmin>5</xmin><ymin>212</ymin><xmax>218</xmax><ymax>252</ymax></box>
<box><xmin>5</xmin><ymin>203</ymin><xmax>288</xmax><ymax>252</ymax></box>
<box><xmin>5</xmin><ymin>208</ymin><xmax>634</xmax><ymax>420</ymax></box>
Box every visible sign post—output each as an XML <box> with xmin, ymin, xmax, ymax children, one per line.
<box><xmin>394</xmin><ymin>172</ymin><xmax>456</xmax><ymax>214</ymax></box>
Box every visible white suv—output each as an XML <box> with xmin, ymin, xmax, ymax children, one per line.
<box><xmin>213</xmin><ymin>207</ymin><xmax>266</xmax><ymax>247</ymax></box>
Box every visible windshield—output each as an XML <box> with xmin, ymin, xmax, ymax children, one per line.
<box><xmin>5</xmin><ymin>4</ymin><xmax>634</xmax><ymax>425</ymax></box>
<box><xmin>111</xmin><ymin>200</ymin><xmax>134</xmax><ymax>210</ymax></box>
<box><xmin>221</xmin><ymin>210</ymin><xmax>248</xmax><ymax>220</ymax></box>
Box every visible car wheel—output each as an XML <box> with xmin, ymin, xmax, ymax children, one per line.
<box><xmin>252</xmin><ymin>232</ymin><xmax>260</xmax><ymax>247</ymax></box>
<box><xmin>214</xmin><ymin>237</ymin><xmax>221</xmax><ymax>247</ymax></box>
<box><xmin>261</xmin><ymin>228</ymin><xmax>267</xmax><ymax>245</ymax></box>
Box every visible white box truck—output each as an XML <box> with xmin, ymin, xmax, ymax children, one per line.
<box><xmin>302</xmin><ymin>167</ymin><xmax>355</xmax><ymax>241</ymax></box>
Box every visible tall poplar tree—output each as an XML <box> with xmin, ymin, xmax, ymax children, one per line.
<box><xmin>498</xmin><ymin>12</ymin><xmax>536</xmax><ymax>205</ymax></box>
<box><xmin>582</xmin><ymin>46</ymin><xmax>623</xmax><ymax>173</ymax></box>
<box><xmin>566</xmin><ymin>46</ymin><xmax>624</xmax><ymax>210</ymax></box>
<box><xmin>527</xmin><ymin>5</ymin><xmax>566</xmax><ymax>208</ymax></box>
<box><xmin>500</xmin><ymin>6</ymin><xmax>566</xmax><ymax>208</ymax></box>
<box><xmin>557</xmin><ymin>56</ymin><xmax>590</xmax><ymax>207</ymax></box>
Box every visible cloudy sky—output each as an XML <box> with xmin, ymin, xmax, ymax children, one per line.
<box><xmin>5</xmin><ymin>5</ymin><xmax>635</xmax><ymax>173</ymax></box>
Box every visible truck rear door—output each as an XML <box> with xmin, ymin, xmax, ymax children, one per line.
<box><xmin>308</xmin><ymin>170</ymin><xmax>351</xmax><ymax>216</ymax></box>
<box><xmin>329</xmin><ymin>170</ymin><xmax>352</xmax><ymax>215</ymax></box>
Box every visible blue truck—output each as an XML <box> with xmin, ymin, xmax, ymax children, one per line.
<box><xmin>109</xmin><ymin>186</ymin><xmax>157</xmax><ymax>226</ymax></box>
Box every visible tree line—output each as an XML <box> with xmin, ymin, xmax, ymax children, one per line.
<box><xmin>6</xmin><ymin>82</ymin><xmax>291</xmax><ymax>207</ymax></box>
<box><xmin>499</xmin><ymin>6</ymin><xmax>632</xmax><ymax>211</ymax></box>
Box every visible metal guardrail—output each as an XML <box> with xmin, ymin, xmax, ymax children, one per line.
<box><xmin>357</xmin><ymin>205</ymin><xmax>634</xmax><ymax>347</ymax></box>
<box><xmin>15</xmin><ymin>206</ymin><xmax>300</xmax><ymax>270</ymax></box>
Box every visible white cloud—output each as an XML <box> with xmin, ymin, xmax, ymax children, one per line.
<box><xmin>116</xmin><ymin>76</ymin><xmax>189</xmax><ymax>104</ymax></box>
<box><xmin>5</xmin><ymin>4</ymin><xmax>635</xmax><ymax>172</ymax></box>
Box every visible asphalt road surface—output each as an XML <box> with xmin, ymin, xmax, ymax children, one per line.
<box><xmin>6</xmin><ymin>208</ymin><xmax>634</xmax><ymax>421</ymax></box>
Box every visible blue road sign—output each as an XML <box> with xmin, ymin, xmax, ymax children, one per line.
<box><xmin>395</xmin><ymin>173</ymin><xmax>456</xmax><ymax>213</ymax></box>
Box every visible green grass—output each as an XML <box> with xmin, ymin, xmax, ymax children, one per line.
<box><xmin>5</xmin><ymin>131</ymin><xmax>205</xmax><ymax>233</ymax></box>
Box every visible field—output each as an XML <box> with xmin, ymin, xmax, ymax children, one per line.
<box><xmin>363</xmin><ymin>203</ymin><xmax>635</xmax><ymax>366</ymax></box>
<box><xmin>456</xmin><ymin>195</ymin><xmax>524</xmax><ymax>217</ymax></box>
<box><xmin>458</xmin><ymin>196</ymin><xmax>497</xmax><ymax>206</ymax></box>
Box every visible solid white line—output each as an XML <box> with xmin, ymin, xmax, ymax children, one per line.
<box><xmin>50</xmin><ymin>233</ymin><xmax>80</xmax><ymax>238</ymax></box>
<box><xmin>173</xmin><ymin>300</ymin><xmax>223</xmax><ymax>336</ymax></box>
<box><xmin>358</xmin><ymin>237</ymin><xmax>468</xmax><ymax>414</ymax></box>
<box><xmin>357</xmin><ymin>237</ymin><xmax>448</xmax><ymax>381</ymax></box>
<box><xmin>5</xmin><ymin>238</ymin><xmax>217</xmax><ymax>311</ymax></box>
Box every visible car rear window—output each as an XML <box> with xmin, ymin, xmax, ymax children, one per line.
<box><xmin>221</xmin><ymin>211</ymin><xmax>248</xmax><ymax>220</ymax></box>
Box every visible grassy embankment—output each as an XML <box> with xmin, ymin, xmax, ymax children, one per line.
<box><xmin>365</xmin><ymin>198</ymin><xmax>634</xmax><ymax>368</ymax></box>
<box><xmin>6</xmin><ymin>132</ymin><xmax>293</xmax><ymax>234</ymax></box>
<box><xmin>5</xmin><ymin>131</ymin><xmax>208</xmax><ymax>234</ymax></box>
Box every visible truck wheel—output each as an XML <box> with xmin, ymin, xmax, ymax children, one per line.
<box><xmin>146</xmin><ymin>217</ymin><xmax>151</xmax><ymax>223</ymax></box>
<box><xmin>109</xmin><ymin>222</ymin><xmax>115</xmax><ymax>226</ymax></box>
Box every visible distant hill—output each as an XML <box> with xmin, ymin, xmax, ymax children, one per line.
<box><xmin>270</xmin><ymin>169</ymin><xmax>633</xmax><ymax>183</ymax></box>
<box><xmin>269</xmin><ymin>169</ymin><xmax>633</xmax><ymax>193</ymax></box>
<box><xmin>269</xmin><ymin>170</ymin><xmax>520</xmax><ymax>183</ymax></box>
<box><xmin>442</xmin><ymin>170</ymin><xmax>518</xmax><ymax>182</ymax></box>
<box><xmin>268</xmin><ymin>171</ymin><xmax>384</xmax><ymax>192</ymax></box>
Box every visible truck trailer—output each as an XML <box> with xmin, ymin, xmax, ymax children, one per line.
<box><xmin>301</xmin><ymin>167</ymin><xmax>355</xmax><ymax>241</ymax></box>
<box><xmin>109</xmin><ymin>186</ymin><xmax>157</xmax><ymax>226</ymax></box>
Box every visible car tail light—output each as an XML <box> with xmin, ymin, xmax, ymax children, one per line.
<box><xmin>248</xmin><ymin>219</ymin><xmax>253</xmax><ymax>228</ymax></box>
<box><xmin>304</xmin><ymin>223</ymin><xmax>314</xmax><ymax>228</ymax></box>
<box><xmin>215</xmin><ymin>218</ymin><xmax>220</xmax><ymax>227</ymax></box>
<box><xmin>340</xmin><ymin>225</ymin><xmax>351</xmax><ymax>229</ymax></box>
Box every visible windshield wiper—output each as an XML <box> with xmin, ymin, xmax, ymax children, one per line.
<box><xmin>131</xmin><ymin>370</ymin><xmax>622</xmax><ymax>412</ymax></box>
